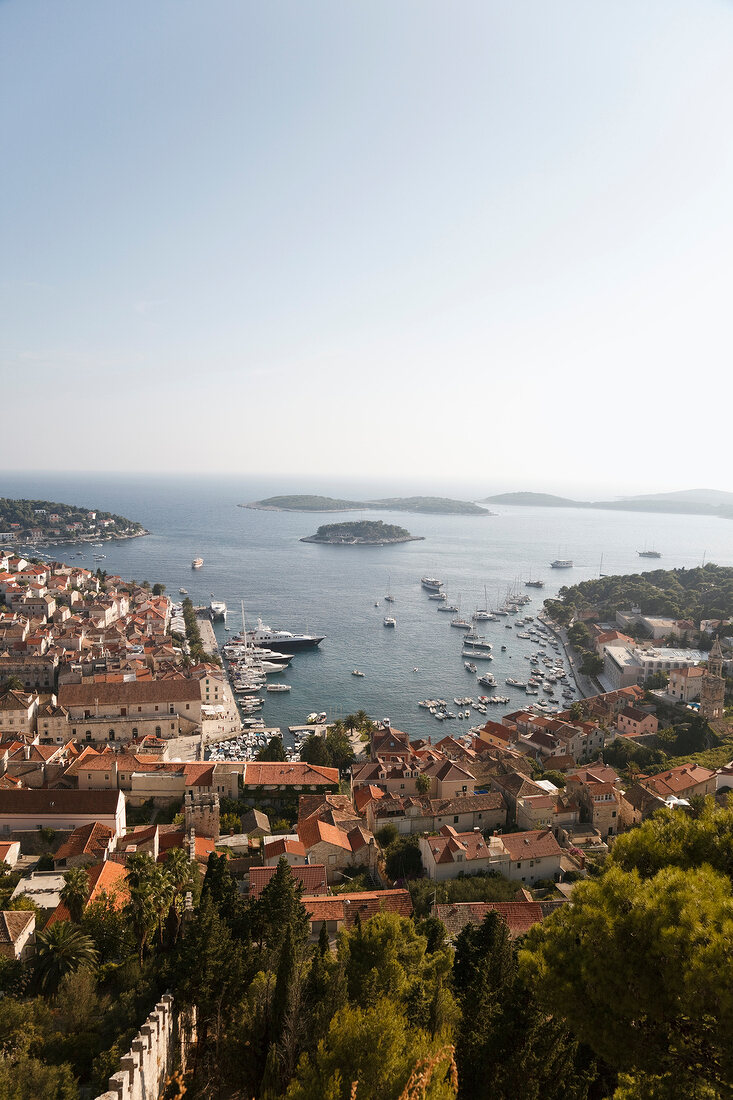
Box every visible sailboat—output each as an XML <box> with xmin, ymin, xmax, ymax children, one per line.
<box><xmin>473</xmin><ymin>584</ymin><xmax>493</xmax><ymax>620</ymax></box>
<box><xmin>384</xmin><ymin>575</ymin><xmax>396</xmax><ymax>603</ymax></box>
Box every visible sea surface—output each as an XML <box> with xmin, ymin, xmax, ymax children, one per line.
<box><xmin>4</xmin><ymin>472</ymin><xmax>732</xmax><ymax>742</ymax></box>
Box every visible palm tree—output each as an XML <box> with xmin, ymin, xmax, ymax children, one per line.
<box><xmin>35</xmin><ymin>922</ymin><xmax>98</xmax><ymax>994</ymax></box>
<box><xmin>60</xmin><ymin>866</ymin><xmax>90</xmax><ymax>923</ymax></box>
<box><xmin>164</xmin><ymin>848</ymin><xmax>195</xmax><ymax>942</ymax></box>
<box><xmin>124</xmin><ymin>852</ymin><xmax>159</xmax><ymax>964</ymax></box>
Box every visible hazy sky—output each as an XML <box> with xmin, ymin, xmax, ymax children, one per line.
<box><xmin>2</xmin><ymin>1</ymin><xmax>732</xmax><ymax>495</ymax></box>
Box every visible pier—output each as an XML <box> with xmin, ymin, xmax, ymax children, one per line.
<box><xmin>195</xmin><ymin>608</ymin><xmax>221</xmax><ymax>658</ymax></box>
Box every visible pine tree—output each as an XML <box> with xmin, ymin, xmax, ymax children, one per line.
<box><xmin>256</xmin><ymin>858</ymin><xmax>310</xmax><ymax>959</ymax></box>
<box><xmin>454</xmin><ymin>911</ymin><xmax>589</xmax><ymax>1100</ymax></box>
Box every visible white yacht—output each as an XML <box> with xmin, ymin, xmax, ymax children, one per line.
<box><xmin>210</xmin><ymin>599</ymin><xmax>227</xmax><ymax>620</ymax></box>
<box><xmin>246</xmin><ymin>618</ymin><xmax>325</xmax><ymax>651</ymax></box>
<box><xmin>383</xmin><ymin>616</ymin><xmax>396</xmax><ymax>628</ymax></box>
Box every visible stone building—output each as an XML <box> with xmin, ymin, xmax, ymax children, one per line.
<box><xmin>184</xmin><ymin>789</ymin><xmax>220</xmax><ymax>839</ymax></box>
<box><xmin>699</xmin><ymin>639</ymin><xmax>726</xmax><ymax>721</ymax></box>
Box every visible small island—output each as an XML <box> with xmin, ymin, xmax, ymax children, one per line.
<box><xmin>300</xmin><ymin>520</ymin><xmax>424</xmax><ymax>545</ymax></box>
<box><xmin>243</xmin><ymin>494</ymin><xmax>491</xmax><ymax>515</ymax></box>
<box><xmin>0</xmin><ymin>497</ymin><xmax>148</xmax><ymax>546</ymax></box>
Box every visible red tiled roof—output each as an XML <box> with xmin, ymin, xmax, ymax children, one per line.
<box><xmin>249</xmin><ymin>864</ymin><xmax>328</xmax><ymax>899</ymax></box>
<box><xmin>47</xmin><ymin>861</ymin><xmax>128</xmax><ymax>925</ymax></box>
<box><xmin>0</xmin><ymin>910</ymin><xmax>34</xmax><ymax>944</ymax></box>
<box><xmin>263</xmin><ymin>837</ymin><xmax>307</xmax><ymax>859</ymax></box>
<box><xmin>242</xmin><ymin>762</ymin><xmax>339</xmax><ymax>786</ymax></box>
<box><xmin>435</xmin><ymin>900</ymin><xmax>545</xmax><ymax>939</ymax></box>
<box><xmin>302</xmin><ymin>888</ymin><xmax>412</xmax><ymax>928</ymax></box>
<box><xmin>354</xmin><ymin>785</ymin><xmax>386</xmax><ymax>815</ymax></box>
<box><xmin>643</xmin><ymin>764</ymin><xmax>715</xmax><ymax>797</ymax></box>
<box><xmin>499</xmin><ymin>829</ymin><xmax>562</xmax><ymax>861</ymax></box>
<box><xmin>298</xmin><ymin>818</ymin><xmax>352</xmax><ymax>852</ymax></box>
<box><xmin>58</xmin><ymin>680</ymin><xmax>200</xmax><ymax>706</ymax></box>
<box><xmin>54</xmin><ymin>822</ymin><xmax>114</xmax><ymax>862</ymax></box>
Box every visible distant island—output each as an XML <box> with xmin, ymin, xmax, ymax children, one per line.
<box><xmin>243</xmin><ymin>494</ymin><xmax>491</xmax><ymax>515</ymax></box>
<box><xmin>0</xmin><ymin>497</ymin><xmax>148</xmax><ymax>546</ymax></box>
<box><xmin>484</xmin><ymin>487</ymin><xmax>733</xmax><ymax>519</ymax></box>
<box><xmin>300</xmin><ymin>520</ymin><xmax>424</xmax><ymax>545</ymax></box>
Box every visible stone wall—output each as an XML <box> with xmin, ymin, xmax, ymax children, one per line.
<box><xmin>95</xmin><ymin>993</ymin><xmax>195</xmax><ymax>1100</ymax></box>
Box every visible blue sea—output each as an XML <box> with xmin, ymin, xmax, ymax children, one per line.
<box><xmin>3</xmin><ymin>472</ymin><xmax>732</xmax><ymax>740</ymax></box>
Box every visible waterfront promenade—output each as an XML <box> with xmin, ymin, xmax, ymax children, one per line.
<box><xmin>539</xmin><ymin>612</ymin><xmax>603</xmax><ymax>700</ymax></box>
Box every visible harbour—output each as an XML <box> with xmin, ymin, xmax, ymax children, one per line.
<box><xmin>6</xmin><ymin>471</ymin><xmax>733</xmax><ymax>743</ymax></box>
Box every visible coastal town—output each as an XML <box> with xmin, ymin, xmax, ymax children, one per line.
<box><xmin>0</xmin><ymin>538</ymin><xmax>732</xmax><ymax>1097</ymax></box>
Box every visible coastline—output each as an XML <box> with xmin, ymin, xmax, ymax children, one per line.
<box><xmin>300</xmin><ymin>534</ymin><xmax>424</xmax><ymax>545</ymax></box>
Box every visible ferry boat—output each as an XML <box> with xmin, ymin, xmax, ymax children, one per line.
<box><xmin>210</xmin><ymin>600</ymin><xmax>227</xmax><ymax>620</ymax></box>
<box><xmin>550</xmin><ymin>559</ymin><xmax>573</xmax><ymax>569</ymax></box>
<box><xmin>421</xmin><ymin>577</ymin><xmax>444</xmax><ymax>591</ymax></box>
<box><xmin>246</xmin><ymin>618</ymin><xmax>325</xmax><ymax>652</ymax></box>
<box><xmin>192</xmin><ymin>557</ymin><xmax>204</xmax><ymax>569</ymax></box>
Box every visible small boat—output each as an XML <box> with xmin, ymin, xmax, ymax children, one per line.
<box><xmin>352</xmin><ymin>669</ymin><xmax>365</xmax><ymax>677</ymax></box>
<box><xmin>525</xmin><ymin>579</ymin><xmax>544</xmax><ymax>588</ymax></box>
<box><xmin>383</xmin><ymin>616</ymin><xmax>396</xmax><ymax>628</ymax></box>
<box><xmin>501</xmin><ymin>644</ymin><xmax>507</xmax><ymax>651</ymax></box>
<box><xmin>413</xmin><ymin>667</ymin><xmax>419</xmax><ymax>672</ymax></box>
<box><xmin>638</xmin><ymin>550</ymin><xmax>662</xmax><ymax>558</ymax></box>
<box><xmin>192</xmin><ymin>557</ymin><xmax>204</xmax><ymax>569</ymax></box>
<box><xmin>451</xmin><ymin>618</ymin><xmax>472</xmax><ymax>630</ymax></box>
<box><xmin>429</xmin><ymin>592</ymin><xmax>447</xmax><ymax>601</ymax></box>
<box><xmin>266</xmin><ymin>683</ymin><xmax>291</xmax><ymax>692</ymax></box>
<box><xmin>374</xmin><ymin>601</ymin><xmax>380</xmax><ymax>607</ymax></box>
<box><xmin>464</xmin><ymin>661</ymin><xmax>478</xmax><ymax>673</ymax></box>
<box><xmin>179</xmin><ymin>588</ymin><xmax>188</xmax><ymax>595</ymax></box>
<box><xmin>385</xmin><ymin>575</ymin><xmax>395</xmax><ymax>602</ymax></box>
<box><xmin>438</xmin><ymin>604</ymin><xmax>459</xmax><ymax>613</ymax></box>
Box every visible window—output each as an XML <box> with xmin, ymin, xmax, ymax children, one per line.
<box><xmin>454</xmin><ymin>815</ymin><xmax>459</xmax><ymax>823</ymax></box>
<box><xmin>155</xmin><ymin>726</ymin><xmax>161</xmax><ymax>736</ymax></box>
<box><xmin>516</xmin><ymin>862</ymin><xmax>521</xmax><ymax>869</ymax></box>
<box><xmin>132</xmin><ymin>727</ymin><xmax>138</xmax><ymax>736</ymax></box>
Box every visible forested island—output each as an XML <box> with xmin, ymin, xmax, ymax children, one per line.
<box><xmin>244</xmin><ymin>494</ymin><xmax>491</xmax><ymax>515</ymax></box>
<box><xmin>301</xmin><ymin>520</ymin><xmax>424</xmax><ymax>545</ymax></box>
<box><xmin>544</xmin><ymin>563</ymin><xmax>733</xmax><ymax>627</ymax></box>
<box><xmin>485</xmin><ymin>487</ymin><xmax>733</xmax><ymax>518</ymax></box>
<box><xmin>0</xmin><ymin>497</ymin><xmax>148</xmax><ymax>545</ymax></box>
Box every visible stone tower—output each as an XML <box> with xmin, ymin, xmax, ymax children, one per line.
<box><xmin>700</xmin><ymin>638</ymin><xmax>725</xmax><ymax>721</ymax></box>
<box><xmin>184</xmin><ymin>789</ymin><xmax>220</xmax><ymax>840</ymax></box>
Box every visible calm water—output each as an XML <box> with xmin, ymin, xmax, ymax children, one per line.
<box><xmin>3</xmin><ymin>472</ymin><xmax>731</xmax><ymax>740</ymax></box>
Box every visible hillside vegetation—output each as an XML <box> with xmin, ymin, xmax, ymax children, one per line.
<box><xmin>0</xmin><ymin>497</ymin><xmax>146</xmax><ymax>541</ymax></box>
<box><xmin>302</xmin><ymin>520</ymin><xmax>420</xmax><ymax>544</ymax></box>
<box><xmin>544</xmin><ymin>563</ymin><xmax>733</xmax><ymax>627</ymax></box>
<box><xmin>244</xmin><ymin>494</ymin><xmax>489</xmax><ymax>515</ymax></box>
<box><xmin>484</xmin><ymin>487</ymin><xmax>733</xmax><ymax>518</ymax></box>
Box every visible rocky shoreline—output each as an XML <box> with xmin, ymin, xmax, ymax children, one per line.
<box><xmin>300</xmin><ymin>533</ymin><xmax>424</xmax><ymax>545</ymax></box>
